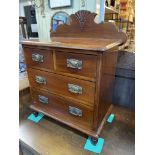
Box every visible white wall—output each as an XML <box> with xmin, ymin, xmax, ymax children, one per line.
<box><xmin>19</xmin><ymin>0</ymin><xmax>105</xmax><ymax>40</ymax></box>
<box><xmin>35</xmin><ymin>0</ymin><xmax>97</xmax><ymax>40</ymax></box>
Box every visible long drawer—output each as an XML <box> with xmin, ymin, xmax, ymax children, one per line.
<box><xmin>54</xmin><ymin>51</ymin><xmax>97</xmax><ymax>80</ymax></box>
<box><xmin>31</xmin><ymin>89</ymin><xmax>94</xmax><ymax>129</ymax></box>
<box><xmin>23</xmin><ymin>47</ymin><xmax>54</xmax><ymax>71</ymax></box>
<box><xmin>28</xmin><ymin>68</ymin><xmax>95</xmax><ymax>106</ymax></box>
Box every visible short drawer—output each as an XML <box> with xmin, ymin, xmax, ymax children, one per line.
<box><xmin>54</xmin><ymin>51</ymin><xmax>97</xmax><ymax>80</ymax></box>
<box><xmin>31</xmin><ymin>89</ymin><xmax>94</xmax><ymax>129</ymax></box>
<box><xmin>28</xmin><ymin>68</ymin><xmax>95</xmax><ymax>106</ymax></box>
<box><xmin>23</xmin><ymin>47</ymin><xmax>54</xmax><ymax>71</ymax></box>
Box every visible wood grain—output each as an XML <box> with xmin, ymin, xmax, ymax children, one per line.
<box><xmin>51</xmin><ymin>10</ymin><xmax>127</xmax><ymax>45</ymax></box>
<box><xmin>98</xmin><ymin>48</ymin><xmax>118</xmax><ymax>127</ymax></box>
<box><xmin>23</xmin><ymin>46</ymin><xmax>54</xmax><ymax>71</ymax></box>
<box><xmin>21</xmin><ymin>10</ymin><xmax>126</xmax><ymax>139</ymax></box>
<box><xmin>21</xmin><ymin>38</ymin><xmax>122</xmax><ymax>52</ymax></box>
<box><xmin>54</xmin><ymin>50</ymin><xmax>97</xmax><ymax>79</ymax></box>
<box><xmin>31</xmin><ymin>89</ymin><xmax>94</xmax><ymax>129</ymax></box>
<box><xmin>28</xmin><ymin>68</ymin><xmax>95</xmax><ymax>106</ymax></box>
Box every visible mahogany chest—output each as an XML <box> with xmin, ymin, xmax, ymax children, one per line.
<box><xmin>21</xmin><ymin>10</ymin><xmax>126</xmax><ymax>144</ymax></box>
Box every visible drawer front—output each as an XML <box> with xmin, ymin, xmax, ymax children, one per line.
<box><xmin>23</xmin><ymin>47</ymin><xmax>54</xmax><ymax>71</ymax></box>
<box><xmin>31</xmin><ymin>89</ymin><xmax>94</xmax><ymax>129</ymax></box>
<box><xmin>54</xmin><ymin>51</ymin><xmax>97</xmax><ymax>80</ymax></box>
<box><xmin>28</xmin><ymin>68</ymin><xmax>95</xmax><ymax>106</ymax></box>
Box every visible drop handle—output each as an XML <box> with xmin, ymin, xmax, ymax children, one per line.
<box><xmin>38</xmin><ymin>95</ymin><xmax>48</xmax><ymax>104</ymax></box>
<box><xmin>68</xmin><ymin>84</ymin><xmax>82</xmax><ymax>94</ymax></box>
<box><xmin>32</xmin><ymin>53</ymin><xmax>44</xmax><ymax>62</ymax></box>
<box><xmin>67</xmin><ymin>58</ymin><xmax>82</xmax><ymax>69</ymax></box>
<box><xmin>35</xmin><ymin>76</ymin><xmax>46</xmax><ymax>84</ymax></box>
<box><xmin>69</xmin><ymin>106</ymin><xmax>82</xmax><ymax>117</ymax></box>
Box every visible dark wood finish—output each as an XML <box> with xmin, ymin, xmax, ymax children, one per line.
<box><xmin>31</xmin><ymin>89</ymin><xmax>94</xmax><ymax>129</ymax></box>
<box><xmin>23</xmin><ymin>45</ymin><xmax>97</xmax><ymax>82</ymax></box>
<box><xmin>96</xmin><ymin>104</ymin><xmax>113</xmax><ymax>136</ymax></box>
<box><xmin>21</xmin><ymin>10</ymin><xmax>127</xmax><ymax>140</ymax></box>
<box><xmin>23</xmin><ymin>47</ymin><xmax>54</xmax><ymax>71</ymax></box>
<box><xmin>33</xmin><ymin>111</ymin><xmax>39</xmax><ymax>117</ymax></box>
<box><xmin>50</xmin><ymin>10</ymin><xmax>127</xmax><ymax>45</ymax></box>
<box><xmin>28</xmin><ymin>68</ymin><xmax>95</xmax><ymax>106</ymax></box>
<box><xmin>90</xmin><ymin>137</ymin><xmax>98</xmax><ymax>145</ymax></box>
<box><xmin>54</xmin><ymin>50</ymin><xmax>97</xmax><ymax>80</ymax></box>
<box><xmin>97</xmin><ymin>48</ymin><xmax>118</xmax><ymax>128</ymax></box>
<box><xmin>30</xmin><ymin>103</ymin><xmax>113</xmax><ymax>139</ymax></box>
<box><xmin>21</xmin><ymin>38</ymin><xmax>123</xmax><ymax>52</ymax></box>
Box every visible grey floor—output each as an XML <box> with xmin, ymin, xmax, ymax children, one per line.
<box><xmin>100</xmin><ymin>106</ymin><xmax>135</xmax><ymax>155</ymax></box>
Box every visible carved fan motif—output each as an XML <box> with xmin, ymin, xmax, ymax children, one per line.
<box><xmin>74</xmin><ymin>10</ymin><xmax>92</xmax><ymax>30</ymax></box>
<box><xmin>50</xmin><ymin>10</ymin><xmax>127</xmax><ymax>45</ymax></box>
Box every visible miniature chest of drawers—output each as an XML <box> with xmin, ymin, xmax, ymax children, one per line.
<box><xmin>21</xmin><ymin>10</ymin><xmax>126</xmax><ymax>143</ymax></box>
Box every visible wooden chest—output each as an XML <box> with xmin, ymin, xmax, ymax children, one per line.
<box><xmin>21</xmin><ymin>10</ymin><xmax>126</xmax><ymax>143</ymax></box>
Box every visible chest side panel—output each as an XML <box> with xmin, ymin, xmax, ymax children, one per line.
<box><xmin>98</xmin><ymin>47</ymin><xmax>118</xmax><ymax>126</ymax></box>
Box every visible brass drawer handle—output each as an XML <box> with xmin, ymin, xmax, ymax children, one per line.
<box><xmin>69</xmin><ymin>106</ymin><xmax>82</xmax><ymax>117</ymax></box>
<box><xmin>32</xmin><ymin>53</ymin><xmax>44</xmax><ymax>62</ymax></box>
<box><xmin>38</xmin><ymin>95</ymin><xmax>48</xmax><ymax>104</ymax></box>
<box><xmin>67</xmin><ymin>58</ymin><xmax>82</xmax><ymax>69</ymax></box>
<box><xmin>35</xmin><ymin>76</ymin><xmax>46</xmax><ymax>84</ymax></box>
<box><xmin>68</xmin><ymin>84</ymin><xmax>82</xmax><ymax>94</ymax></box>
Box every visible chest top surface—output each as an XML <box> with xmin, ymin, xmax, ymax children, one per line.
<box><xmin>20</xmin><ymin>10</ymin><xmax>127</xmax><ymax>52</ymax></box>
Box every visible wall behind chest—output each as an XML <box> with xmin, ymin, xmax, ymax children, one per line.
<box><xmin>35</xmin><ymin>0</ymin><xmax>97</xmax><ymax>40</ymax></box>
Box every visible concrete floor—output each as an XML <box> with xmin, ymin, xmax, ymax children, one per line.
<box><xmin>19</xmin><ymin>106</ymin><xmax>135</xmax><ymax>155</ymax></box>
<box><xmin>100</xmin><ymin>106</ymin><xmax>135</xmax><ymax>155</ymax></box>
